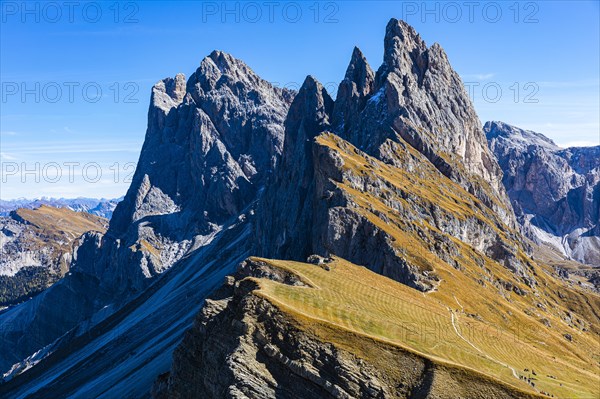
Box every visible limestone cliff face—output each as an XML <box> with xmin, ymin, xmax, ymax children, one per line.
<box><xmin>256</xmin><ymin>76</ymin><xmax>334</xmax><ymax>261</ymax></box>
<box><xmin>486</xmin><ymin>121</ymin><xmax>600</xmax><ymax>265</ymax></box>
<box><xmin>107</xmin><ymin>51</ymin><xmax>293</xmax><ymax>289</ymax></box>
<box><xmin>0</xmin><ymin>52</ymin><xmax>293</xmax><ymax>376</ymax></box>
<box><xmin>333</xmin><ymin>19</ymin><xmax>514</xmax><ymax>228</ymax></box>
<box><xmin>4</xmin><ymin>17</ymin><xmax>596</xmax><ymax>399</ymax></box>
<box><xmin>331</xmin><ymin>46</ymin><xmax>375</xmax><ymax>137</ymax></box>
<box><xmin>256</xmin><ymin>19</ymin><xmax>527</xmax><ymax>291</ymax></box>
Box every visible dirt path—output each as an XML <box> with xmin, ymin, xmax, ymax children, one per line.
<box><xmin>448</xmin><ymin>308</ymin><xmax>519</xmax><ymax>379</ymax></box>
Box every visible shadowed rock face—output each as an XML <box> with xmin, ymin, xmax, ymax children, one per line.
<box><xmin>0</xmin><ymin>51</ymin><xmax>293</xmax><ymax>375</ymax></box>
<box><xmin>88</xmin><ymin>51</ymin><xmax>293</xmax><ymax>291</ymax></box>
<box><xmin>101</xmin><ymin>51</ymin><xmax>294</xmax><ymax>293</ymax></box>
<box><xmin>332</xmin><ymin>46</ymin><xmax>375</xmax><ymax>136</ymax></box>
<box><xmin>486</xmin><ymin>121</ymin><xmax>600</xmax><ymax>265</ymax></box>
<box><xmin>256</xmin><ymin>76</ymin><xmax>334</xmax><ymax>261</ymax></box>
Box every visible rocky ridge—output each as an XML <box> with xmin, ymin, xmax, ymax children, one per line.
<box><xmin>335</xmin><ymin>20</ymin><xmax>515</xmax><ymax>228</ymax></box>
<box><xmin>153</xmin><ymin>258</ymin><xmax>543</xmax><ymax>399</ymax></box>
<box><xmin>0</xmin><ymin>51</ymin><xmax>293</xmax><ymax>377</ymax></box>
<box><xmin>257</xmin><ymin>19</ymin><xmax>528</xmax><ymax>291</ymax></box>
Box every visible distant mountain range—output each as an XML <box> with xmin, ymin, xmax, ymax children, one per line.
<box><xmin>0</xmin><ymin>206</ymin><xmax>107</xmax><ymax>307</ymax></box>
<box><xmin>486</xmin><ymin>121</ymin><xmax>600</xmax><ymax>266</ymax></box>
<box><xmin>0</xmin><ymin>197</ymin><xmax>123</xmax><ymax>220</ymax></box>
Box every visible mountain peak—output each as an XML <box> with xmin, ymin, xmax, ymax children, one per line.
<box><xmin>207</xmin><ymin>50</ymin><xmax>242</xmax><ymax>72</ymax></box>
<box><xmin>300</xmin><ymin>74</ymin><xmax>321</xmax><ymax>91</ymax></box>
<box><xmin>189</xmin><ymin>51</ymin><xmax>268</xmax><ymax>95</ymax></box>
<box><xmin>381</xmin><ymin>18</ymin><xmax>428</xmax><ymax>78</ymax></box>
<box><xmin>4</xmin><ymin>18</ymin><xmax>599</xmax><ymax>399</ymax></box>
<box><xmin>486</xmin><ymin>120</ymin><xmax>600</xmax><ymax>265</ymax></box>
<box><xmin>256</xmin><ymin>75</ymin><xmax>333</xmax><ymax>261</ymax></box>
<box><xmin>385</xmin><ymin>18</ymin><xmax>422</xmax><ymax>43</ymax></box>
<box><xmin>285</xmin><ymin>75</ymin><xmax>333</xmax><ymax>135</ymax></box>
<box><xmin>340</xmin><ymin>18</ymin><xmax>516</xmax><ymax>228</ymax></box>
<box><xmin>484</xmin><ymin>121</ymin><xmax>558</xmax><ymax>149</ymax></box>
<box><xmin>332</xmin><ymin>47</ymin><xmax>375</xmax><ymax>135</ymax></box>
<box><xmin>344</xmin><ymin>46</ymin><xmax>374</xmax><ymax>93</ymax></box>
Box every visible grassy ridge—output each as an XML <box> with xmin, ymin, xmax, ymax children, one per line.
<box><xmin>251</xmin><ymin>257</ymin><xmax>599</xmax><ymax>398</ymax></box>
<box><xmin>238</xmin><ymin>132</ymin><xmax>600</xmax><ymax>398</ymax></box>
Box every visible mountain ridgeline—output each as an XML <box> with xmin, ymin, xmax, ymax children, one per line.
<box><xmin>0</xmin><ymin>19</ymin><xmax>598</xmax><ymax>399</ymax></box>
<box><xmin>0</xmin><ymin>198</ymin><xmax>121</xmax><ymax>219</ymax></box>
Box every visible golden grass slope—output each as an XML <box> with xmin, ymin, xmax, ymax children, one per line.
<box><xmin>12</xmin><ymin>205</ymin><xmax>108</xmax><ymax>271</ymax></box>
<box><xmin>249</xmin><ymin>257</ymin><xmax>599</xmax><ymax>399</ymax></box>
<box><xmin>235</xmin><ymin>132</ymin><xmax>600</xmax><ymax>398</ymax></box>
<box><xmin>14</xmin><ymin>205</ymin><xmax>107</xmax><ymax>236</ymax></box>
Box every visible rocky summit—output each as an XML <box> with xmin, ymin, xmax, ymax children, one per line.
<box><xmin>0</xmin><ymin>18</ymin><xmax>598</xmax><ymax>399</ymax></box>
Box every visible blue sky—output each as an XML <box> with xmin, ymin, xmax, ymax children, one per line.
<box><xmin>1</xmin><ymin>1</ymin><xmax>599</xmax><ymax>199</ymax></box>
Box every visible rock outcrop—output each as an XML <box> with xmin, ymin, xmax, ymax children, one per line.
<box><xmin>334</xmin><ymin>19</ymin><xmax>515</xmax><ymax>228</ymax></box>
<box><xmin>486</xmin><ymin>121</ymin><xmax>600</xmax><ymax>265</ymax></box>
<box><xmin>257</xmin><ymin>19</ymin><xmax>527</xmax><ymax>291</ymax></box>
<box><xmin>256</xmin><ymin>76</ymin><xmax>334</xmax><ymax>260</ymax></box>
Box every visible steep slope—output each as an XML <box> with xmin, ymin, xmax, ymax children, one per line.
<box><xmin>0</xmin><ymin>214</ymin><xmax>251</xmax><ymax>398</ymax></box>
<box><xmin>0</xmin><ymin>51</ymin><xmax>293</xmax><ymax>379</ymax></box>
<box><xmin>256</xmin><ymin>75</ymin><xmax>334</xmax><ymax>261</ymax></box>
<box><xmin>2</xmin><ymin>18</ymin><xmax>599</xmax><ymax>399</ymax></box>
<box><xmin>334</xmin><ymin>20</ymin><xmax>515</xmax><ymax>228</ymax></box>
<box><xmin>258</xmin><ymin>19</ymin><xmax>526</xmax><ymax>290</ymax></box>
<box><xmin>0</xmin><ymin>206</ymin><xmax>107</xmax><ymax>306</ymax></box>
<box><xmin>486</xmin><ymin>121</ymin><xmax>600</xmax><ymax>265</ymax></box>
<box><xmin>156</xmin><ymin>256</ymin><xmax>599</xmax><ymax>399</ymax></box>
<box><xmin>158</xmin><ymin>19</ymin><xmax>600</xmax><ymax>399</ymax></box>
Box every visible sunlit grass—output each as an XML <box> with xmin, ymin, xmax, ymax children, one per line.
<box><xmin>251</xmin><ymin>257</ymin><xmax>599</xmax><ymax>398</ymax></box>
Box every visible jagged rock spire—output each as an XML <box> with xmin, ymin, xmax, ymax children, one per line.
<box><xmin>335</xmin><ymin>18</ymin><xmax>516</xmax><ymax>228</ymax></box>
<box><xmin>344</xmin><ymin>47</ymin><xmax>374</xmax><ymax>96</ymax></box>
<box><xmin>283</xmin><ymin>75</ymin><xmax>333</xmax><ymax>154</ymax></box>
<box><xmin>377</xmin><ymin>18</ymin><xmax>429</xmax><ymax>85</ymax></box>
<box><xmin>332</xmin><ymin>47</ymin><xmax>375</xmax><ymax>135</ymax></box>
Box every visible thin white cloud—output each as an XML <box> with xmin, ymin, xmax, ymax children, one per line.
<box><xmin>2</xmin><ymin>141</ymin><xmax>142</xmax><ymax>155</ymax></box>
<box><xmin>557</xmin><ymin>140</ymin><xmax>600</xmax><ymax>148</ymax></box>
<box><xmin>462</xmin><ymin>73</ymin><xmax>495</xmax><ymax>81</ymax></box>
<box><xmin>0</xmin><ymin>152</ymin><xmax>17</xmax><ymax>160</ymax></box>
<box><xmin>537</xmin><ymin>80</ymin><xmax>600</xmax><ymax>88</ymax></box>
